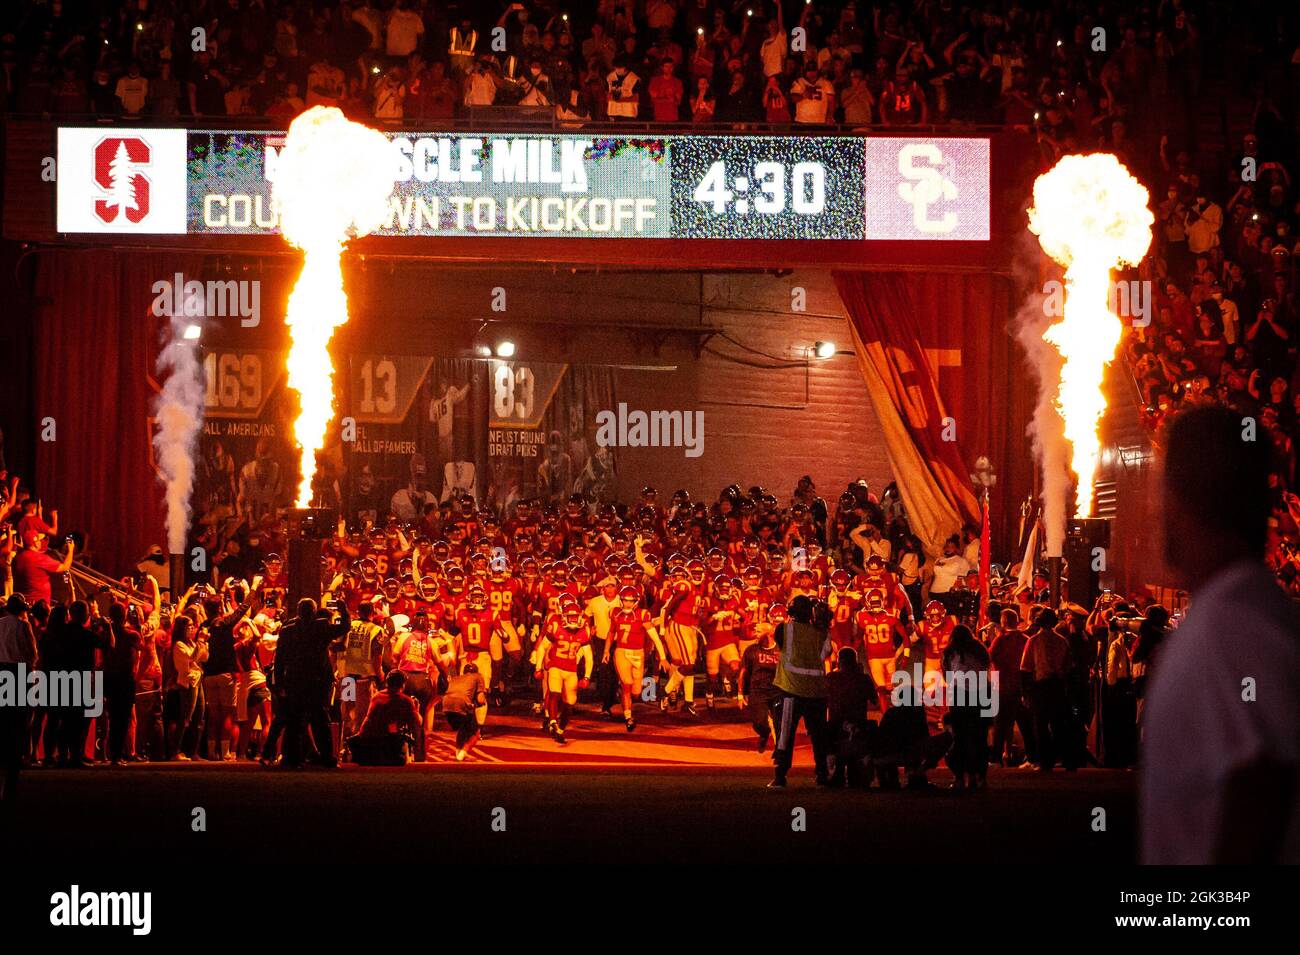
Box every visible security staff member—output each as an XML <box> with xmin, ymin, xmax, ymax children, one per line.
<box><xmin>769</xmin><ymin>595</ymin><xmax>833</xmax><ymax>788</ymax></box>
<box><xmin>332</xmin><ymin>602</ymin><xmax>385</xmax><ymax>739</ymax></box>
<box><xmin>448</xmin><ymin>18</ymin><xmax>478</xmax><ymax>75</ymax></box>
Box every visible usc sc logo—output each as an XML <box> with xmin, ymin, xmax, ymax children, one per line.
<box><xmin>896</xmin><ymin>143</ymin><xmax>958</xmax><ymax>234</ymax></box>
<box><xmin>93</xmin><ymin>135</ymin><xmax>152</xmax><ymax>225</ymax></box>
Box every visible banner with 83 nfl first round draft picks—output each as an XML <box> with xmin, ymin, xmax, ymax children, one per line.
<box><xmin>57</xmin><ymin>127</ymin><xmax>990</xmax><ymax>241</ymax></box>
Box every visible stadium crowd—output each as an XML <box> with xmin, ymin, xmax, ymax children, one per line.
<box><xmin>0</xmin><ymin>0</ymin><xmax>1291</xmax><ymax>135</ymax></box>
<box><xmin>2</xmin><ymin>460</ymin><xmax>1166</xmax><ymax>794</ymax></box>
<box><xmin>1115</xmin><ymin>127</ymin><xmax>1300</xmax><ymax>597</ymax></box>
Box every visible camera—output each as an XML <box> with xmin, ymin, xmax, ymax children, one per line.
<box><xmin>1108</xmin><ymin>613</ymin><xmax>1144</xmax><ymax>635</ymax></box>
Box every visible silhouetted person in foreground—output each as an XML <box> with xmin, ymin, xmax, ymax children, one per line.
<box><xmin>825</xmin><ymin>646</ymin><xmax>877</xmax><ymax>787</ymax></box>
<box><xmin>275</xmin><ymin>598</ymin><xmax>349</xmax><ymax>769</ymax></box>
<box><xmin>1142</xmin><ymin>405</ymin><xmax>1300</xmax><ymax>863</ymax></box>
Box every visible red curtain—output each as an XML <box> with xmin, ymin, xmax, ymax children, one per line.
<box><xmin>33</xmin><ymin>250</ymin><xmax>205</xmax><ymax>577</ymax></box>
<box><xmin>834</xmin><ymin>270</ymin><xmax>1033</xmax><ymax>561</ymax></box>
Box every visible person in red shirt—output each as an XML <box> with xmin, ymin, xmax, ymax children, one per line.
<box><xmin>12</xmin><ymin>534</ymin><xmax>75</xmax><ymax>605</ymax></box>
<box><xmin>16</xmin><ymin>501</ymin><xmax>57</xmax><ymax>546</ymax></box>
<box><xmin>855</xmin><ymin>555</ymin><xmax>908</xmax><ymax>613</ymax></box>
<box><xmin>534</xmin><ymin>603</ymin><xmax>593</xmax><ymax>745</ymax></box>
<box><xmin>606</xmin><ymin>586</ymin><xmax>666</xmax><ymax>731</ymax></box>
<box><xmin>486</xmin><ymin>560</ymin><xmax>524</xmax><ymax>700</ymax></box>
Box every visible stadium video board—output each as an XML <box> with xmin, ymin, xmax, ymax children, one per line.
<box><xmin>56</xmin><ymin>127</ymin><xmax>990</xmax><ymax>241</ymax></box>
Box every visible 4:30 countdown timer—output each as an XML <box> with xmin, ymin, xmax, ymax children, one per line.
<box><xmin>669</xmin><ymin>136</ymin><xmax>865</xmax><ymax>240</ymax></box>
<box><xmin>691</xmin><ymin>160</ymin><xmax>827</xmax><ymax>216</ymax></box>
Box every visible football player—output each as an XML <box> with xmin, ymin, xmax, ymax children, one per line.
<box><xmin>606</xmin><ymin>585</ymin><xmax>666</xmax><ymax>731</ymax></box>
<box><xmin>454</xmin><ymin>585</ymin><xmax>508</xmax><ymax>727</ymax></box>
<box><xmin>533</xmin><ymin>602</ymin><xmax>594</xmax><ymax>745</ymax></box>
<box><xmin>701</xmin><ymin>575</ymin><xmax>744</xmax><ymax>709</ymax></box>
<box><xmin>854</xmin><ymin>591</ymin><xmax>909</xmax><ymax>711</ymax></box>
<box><xmin>659</xmin><ymin>565</ymin><xmax>704</xmax><ymax>715</ymax></box>
<box><xmin>917</xmin><ymin>599</ymin><xmax>956</xmax><ymax>726</ymax></box>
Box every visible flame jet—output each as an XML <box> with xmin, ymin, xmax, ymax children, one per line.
<box><xmin>1027</xmin><ymin>153</ymin><xmax>1153</xmax><ymax>521</ymax></box>
<box><xmin>274</xmin><ymin>107</ymin><xmax>395</xmax><ymax>506</ymax></box>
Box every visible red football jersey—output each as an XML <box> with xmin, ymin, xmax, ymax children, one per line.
<box><xmin>455</xmin><ymin>607</ymin><xmax>500</xmax><ymax>652</ymax></box>
<box><xmin>702</xmin><ymin>596</ymin><xmax>743</xmax><ymax>649</ymax></box>
<box><xmin>919</xmin><ymin>617</ymin><xmax>956</xmax><ymax>660</ymax></box>
<box><xmin>487</xmin><ymin>578</ymin><xmax>520</xmax><ymax>618</ymax></box>
<box><xmin>546</xmin><ymin>624</ymin><xmax>591</xmax><ymax>672</ymax></box>
<box><xmin>827</xmin><ymin>590</ymin><xmax>861</xmax><ymax>644</ymax></box>
<box><xmin>855</xmin><ymin>609</ymin><xmax>906</xmax><ymax>660</ymax></box>
<box><xmin>609</xmin><ymin>607</ymin><xmax>653</xmax><ymax>651</ymax></box>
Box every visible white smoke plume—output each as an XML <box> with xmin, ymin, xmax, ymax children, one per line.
<box><xmin>152</xmin><ymin>312</ymin><xmax>205</xmax><ymax>555</ymax></box>
<box><xmin>1010</xmin><ymin>237</ymin><xmax>1071</xmax><ymax>558</ymax></box>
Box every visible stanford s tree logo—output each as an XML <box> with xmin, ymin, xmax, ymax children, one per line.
<box><xmin>93</xmin><ymin>136</ymin><xmax>151</xmax><ymax>224</ymax></box>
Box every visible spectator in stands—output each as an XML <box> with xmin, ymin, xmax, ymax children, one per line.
<box><xmin>690</xmin><ymin>74</ymin><xmax>715</xmax><ymax>123</ymax></box>
<box><xmin>385</xmin><ymin>0</ymin><xmax>424</xmax><ymax>60</ymax></box>
<box><xmin>840</xmin><ymin>66</ymin><xmax>875</xmax><ymax>125</ymax></box>
<box><xmin>648</xmin><ymin>57</ymin><xmax>682</xmax><ymax>122</ymax></box>
<box><xmin>148</xmin><ymin>60</ymin><xmax>181</xmax><ymax>117</ymax></box>
<box><xmin>606</xmin><ymin>56</ymin><xmax>640</xmax><ymax>119</ymax></box>
<box><xmin>791</xmin><ymin>62</ymin><xmax>834</xmax><ymax>125</ymax></box>
<box><xmin>372</xmin><ymin>65</ymin><xmax>406</xmax><ymax>120</ymax></box>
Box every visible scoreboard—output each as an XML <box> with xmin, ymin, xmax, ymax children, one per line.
<box><xmin>56</xmin><ymin>127</ymin><xmax>990</xmax><ymax>241</ymax></box>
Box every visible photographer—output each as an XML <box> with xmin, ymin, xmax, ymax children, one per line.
<box><xmin>606</xmin><ymin>56</ymin><xmax>640</xmax><ymax>119</ymax></box>
<box><xmin>1129</xmin><ymin>604</ymin><xmax>1169</xmax><ymax>726</ymax></box>
<box><xmin>12</xmin><ymin>533</ymin><xmax>75</xmax><ymax>606</ymax></box>
<box><xmin>1103</xmin><ymin>612</ymin><xmax>1138</xmax><ymax>768</ymax></box>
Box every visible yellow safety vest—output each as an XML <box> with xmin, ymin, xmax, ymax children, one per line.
<box><xmin>772</xmin><ymin>621</ymin><xmax>830</xmax><ymax>698</ymax></box>
<box><xmin>341</xmin><ymin>620</ymin><xmax>384</xmax><ymax>676</ymax></box>
<box><xmin>449</xmin><ymin>28</ymin><xmax>477</xmax><ymax>57</ymax></box>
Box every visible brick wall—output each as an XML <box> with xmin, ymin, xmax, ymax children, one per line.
<box><xmin>345</xmin><ymin>264</ymin><xmax>893</xmax><ymax>505</ymax></box>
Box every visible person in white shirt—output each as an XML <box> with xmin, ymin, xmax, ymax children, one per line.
<box><xmin>606</xmin><ymin>60</ymin><xmax>640</xmax><ymax>118</ymax></box>
<box><xmin>372</xmin><ymin>68</ymin><xmax>406</xmax><ymax>120</ymax></box>
<box><xmin>1184</xmin><ymin>194</ymin><xmax>1222</xmax><ymax>254</ymax></box>
<box><xmin>760</xmin><ymin>14</ymin><xmax>787</xmax><ymax>78</ymax></box>
<box><xmin>463</xmin><ymin>58</ymin><xmax>498</xmax><ymax>107</ymax></box>
<box><xmin>848</xmin><ymin>522</ymin><xmax>892</xmax><ymax>564</ymax></box>
<box><xmin>385</xmin><ymin>0</ymin><xmax>425</xmax><ymax>58</ymax></box>
<box><xmin>790</xmin><ymin>63</ymin><xmax>834</xmax><ymax>124</ymax></box>
<box><xmin>352</xmin><ymin>1</ymin><xmax>384</xmax><ymax>51</ymax></box>
<box><xmin>925</xmin><ymin>535</ymin><xmax>971</xmax><ymax>599</ymax></box>
<box><xmin>115</xmin><ymin>62</ymin><xmax>149</xmax><ymax>114</ymax></box>
<box><xmin>517</xmin><ymin>57</ymin><xmax>554</xmax><ymax>107</ymax></box>
<box><xmin>1141</xmin><ymin>405</ymin><xmax>1300</xmax><ymax>863</ymax></box>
